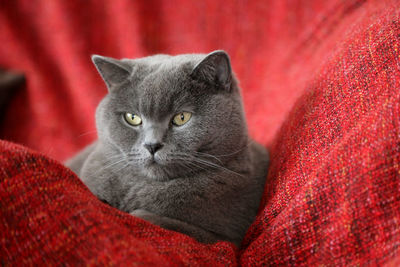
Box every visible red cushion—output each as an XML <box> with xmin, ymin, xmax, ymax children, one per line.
<box><xmin>240</xmin><ymin>1</ymin><xmax>400</xmax><ymax>265</ymax></box>
<box><xmin>0</xmin><ymin>141</ymin><xmax>237</xmax><ymax>265</ymax></box>
<box><xmin>1</xmin><ymin>0</ymin><xmax>400</xmax><ymax>265</ymax></box>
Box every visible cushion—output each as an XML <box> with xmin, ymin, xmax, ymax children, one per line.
<box><xmin>0</xmin><ymin>141</ymin><xmax>237</xmax><ymax>265</ymax></box>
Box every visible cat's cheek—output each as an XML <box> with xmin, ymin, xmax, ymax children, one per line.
<box><xmin>110</xmin><ymin>124</ymin><xmax>140</xmax><ymax>151</ymax></box>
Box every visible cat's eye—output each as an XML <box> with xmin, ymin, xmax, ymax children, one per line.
<box><xmin>124</xmin><ymin>112</ymin><xmax>142</xmax><ymax>126</ymax></box>
<box><xmin>172</xmin><ymin>112</ymin><xmax>192</xmax><ymax>126</ymax></box>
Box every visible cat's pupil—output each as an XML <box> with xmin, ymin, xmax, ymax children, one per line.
<box><xmin>180</xmin><ymin>114</ymin><xmax>184</xmax><ymax>121</ymax></box>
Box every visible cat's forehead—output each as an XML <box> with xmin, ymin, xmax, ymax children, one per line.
<box><xmin>119</xmin><ymin>55</ymin><xmax>204</xmax><ymax>119</ymax></box>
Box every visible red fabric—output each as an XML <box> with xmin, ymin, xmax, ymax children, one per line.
<box><xmin>1</xmin><ymin>0</ymin><xmax>400</xmax><ymax>265</ymax></box>
<box><xmin>0</xmin><ymin>141</ymin><xmax>237</xmax><ymax>265</ymax></box>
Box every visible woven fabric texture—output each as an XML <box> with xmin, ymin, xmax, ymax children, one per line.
<box><xmin>0</xmin><ymin>141</ymin><xmax>237</xmax><ymax>265</ymax></box>
<box><xmin>1</xmin><ymin>0</ymin><xmax>400</xmax><ymax>265</ymax></box>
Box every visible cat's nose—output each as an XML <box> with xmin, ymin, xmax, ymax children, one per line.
<box><xmin>144</xmin><ymin>142</ymin><xmax>163</xmax><ymax>155</ymax></box>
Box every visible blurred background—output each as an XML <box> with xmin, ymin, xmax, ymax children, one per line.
<box><xmin>0</xmin><ymin>0</ymin><xmax>347</xmax><ymax>161</ymax></box>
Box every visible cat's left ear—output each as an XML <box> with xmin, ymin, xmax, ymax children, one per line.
<box><xmin>91</xmin><ymin>55</ymin><xmax>131</xmax><ymax>91</ymax></box>
<box><xmin>191</xmin><ymin>50</ymin><xmax>232</xmax><ymax>92</ymax></box>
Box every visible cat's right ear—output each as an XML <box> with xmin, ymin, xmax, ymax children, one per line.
<box><xmin>191</xmin><ymin>50</ymin><xmax>232</xmax><ymax>92</ymax></box>
<box><xmin>91</xmin><ymin>55</ymin><xmax>131</xmax><ymax>90</ymax></box>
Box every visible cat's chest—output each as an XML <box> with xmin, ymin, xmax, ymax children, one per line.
<box><xmin>112</xmin><ymin>171</ymin><xmax>216</xmax><ymax>214</ymax></box>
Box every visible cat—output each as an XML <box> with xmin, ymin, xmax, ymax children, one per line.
<box><xmin>66</xmin><ymin>50</ymin><xmax>269</xmax><ymax>247</ymax></box>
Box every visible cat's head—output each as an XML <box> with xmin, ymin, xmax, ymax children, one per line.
<box><xmin>92</xmin><ymin>51</ymin><xmax>249</xmax><ymax>181</ymax></box>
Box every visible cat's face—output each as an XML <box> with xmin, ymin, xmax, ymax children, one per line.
<box><xmin>93</xmin><ymin>51</ymin><xmax>248</xmax><ymax>181</ymax></box>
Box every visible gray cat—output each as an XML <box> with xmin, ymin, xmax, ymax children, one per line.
<box><xmin>66</xmin><ymin>50</ymin><xmax>269</xmax><ymax>247</ymax></box>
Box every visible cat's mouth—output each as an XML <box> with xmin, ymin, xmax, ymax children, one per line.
<box><xmin>140</xmin><ymin>154</ymin><xmax>181</xmax><ymax>181</ymax></box>
<box><xmin>145</xmin><ymin>154</ymin><xmax>163</xmax><ymax>167</ymax></box>
<box><xmin>148</xmin><ymin>157</ymin><xmax>158</xmax><ymax>165</ymax></box>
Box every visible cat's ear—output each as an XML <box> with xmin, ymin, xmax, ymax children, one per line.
<box><xmin>191</xmin><ymin>50</ymin><xmax>232</xmax><ymax>91</ymax></box>
<box><xmin>91</xmin><ymin>55</ymin><xmax>131</xmax><ymax>90</ymax></box>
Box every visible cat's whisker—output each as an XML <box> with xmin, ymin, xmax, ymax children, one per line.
<box><xmin>107</xmin><ymin>158</ymin><xmax>129</xmax><ymax>171</ymax></box>
<box><xmin>113</xmin><ymin>161</ymin><xmax>131</xmax><ymax>174</ymax></box>
<box><xmin>171</xmin><ymin>154</ymin><xmax>242</xmax><ymax>178</ymax></box>
<box><xmin>174</xmin><ymin>143</ymin><xmax>252</xmax><ymax>168</ymax></box>
<box><xmin>179</xmin><ymin>162</ymin><xmax>196</xmax><ymax>174</ymax></box>
<box><xmin>178</xmin><ymin>159</ymin><xmax>208</xmax><ymax>173</ymax></box>
<box><xmin>191</xmin><ymin>157</ymin><xmax>245</xmax><ymax>178</ymax></box>
<box><xmin>191</xmin><ymin>155</ymin><xmax>244</xmax><ymax>177</ymax></box>
<box><xmin>171</xmin><ymin>151</ymin><xmax>236</xmax><ymax>173</ymax></box>
<box><xmin>212</xmin><ymin>141</ymin><xmax>253</xmax><ymax>157</ymax></box>
<box><xmin>191</xmin><ymin>151</ymin><xmax>223</xmax><ymax>164</ymax></box>
<box><xmin>91</xmin><ymin>157</ymin><xmax>127</xmax><ymax>178</ymax></box>
<box><xmin>175</xmin><ymin>158</ymin><xmax>223</xmax><ymax>179</ymax></box>
<box><xmin>103</xmin><ymin>153</ymin><xmax>128</xmax><ymax>164</ymax></box>
<box><xmin>106</xmin><ymin>139</ymin><xmax>128</xmax><ymax>158</ymax></box>
<box><xmin>174</xmin><ymin>151</ymin><xmax>221</xmax><ymax>163</ymax></box>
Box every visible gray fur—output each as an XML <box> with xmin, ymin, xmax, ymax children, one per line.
<box><xmin>66</xmin><ymin>51</ymin><xmax>269</xmax><ymax>246</ymax></box>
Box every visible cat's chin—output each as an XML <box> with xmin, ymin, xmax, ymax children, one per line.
<box><xmin>140</xmin><ymin>159</ymin><xmax>175</xmax><ymax>182</ymax></box>
<box><xmin>141</xmin><ymin>165</ymin><xmax>173</xmax><ymax>182</ymax></box>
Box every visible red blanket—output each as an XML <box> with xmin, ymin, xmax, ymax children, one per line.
<box><xmin>1</xmin><ymin>0</ymin><xmax>400</xmax><ymax>265</ymax></box>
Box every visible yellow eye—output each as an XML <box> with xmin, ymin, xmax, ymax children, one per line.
<box><xmin>124</xmin><ymin>113</ymin><xmax>142</xmax><ymax>126</ymax></box>
<box><xmin>172</xmin><ymin>112</ymin><xmax>192</xmax><ymax>126</ymax></box>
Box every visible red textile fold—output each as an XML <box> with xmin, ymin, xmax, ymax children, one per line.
<box><xmin>0</xmin><ymin>140</ymin><xmax>237</xmax><ymax>266</ymax></box>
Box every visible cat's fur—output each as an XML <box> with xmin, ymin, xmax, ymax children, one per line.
<box><xmin>66</xmin><ymin>51</ymin><xmax>269</xmax><ymax>246</ymax></box>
